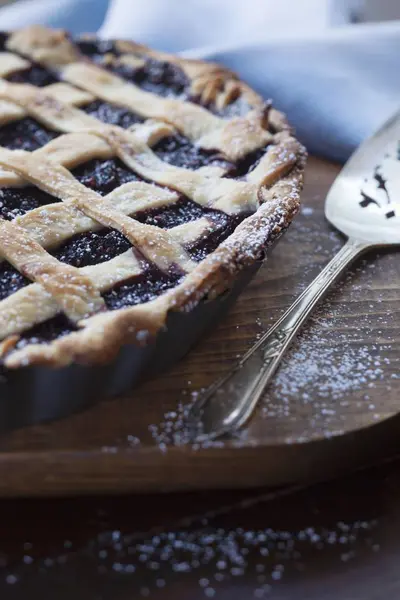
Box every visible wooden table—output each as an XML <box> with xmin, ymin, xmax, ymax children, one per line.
<box><xmin>0</xmin><ymin>157</ymin><xmax>399</xmax><ymax>598</ymax></box>
<box><xmin>2</xmin><ymin>155</ymin><xmax>399</xmax><ymax>496</ymax></box>
<box><xmin>1</xmin><ymin>456</ymin><xmax>400</xmax><ymax>598</ymax></box>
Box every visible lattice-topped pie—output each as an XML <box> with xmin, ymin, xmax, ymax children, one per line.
<box><xmin>0</xmin><ymin>25</ymin><xmax>305</xmax><ymax>371</ymax></box>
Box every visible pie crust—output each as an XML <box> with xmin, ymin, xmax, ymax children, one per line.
<box><xmin>0</xmin><ymin>26</ymin><xmax>306</xmax><ymax>369</ymax></box>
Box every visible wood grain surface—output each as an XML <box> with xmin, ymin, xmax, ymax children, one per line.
<box><xmin>0</xmin><ymin>156</ymin><xmax>399</xmax><ymax>496</ymax></box>
<box><xmin>2</xmin><ymin>450</ymin><xmax>400</xmax><ymax>598</ymax></box>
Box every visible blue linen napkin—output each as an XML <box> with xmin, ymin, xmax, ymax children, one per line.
<box><xmin>187</xmin><ymin>23</ymin><xmax>400</xmax><ymax>162</ymax></box>
<box><xmin>0</xmin><ymin>0</ymin><xmax>399</xmax><ymax>162</ymax></box>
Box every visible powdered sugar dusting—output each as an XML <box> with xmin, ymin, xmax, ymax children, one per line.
<box><xmin>0</xmin><ymin>168</ymin><xmax>398</xmax><ymax>598</ymax></box>
<box><xmin>261</xmin><ymin>294</ymin><xmax>395</xmax><ymax>442</ymax></box>
<box><xmin>145</xmin><ymin>202</ymin><xmax>399</xmax><ymax>450</ymax></box>
<box><xmin>0</xmin><ymin>485</ymin><xmax>383</xmax><ymax>597</ymax></box>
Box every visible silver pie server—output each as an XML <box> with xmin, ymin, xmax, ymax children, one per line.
<box><xmin>188</xmin><ymin>110</ymin><xmax>400</xmax><ymax>441</ymax></box>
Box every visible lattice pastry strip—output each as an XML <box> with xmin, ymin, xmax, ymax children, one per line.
<box><xmin>0</xmin><ymin>52</ymin><xmax>31</xmax><ymax>77</ymax></box>
<box><xmin>62</xmin><ymin>62</ymin><xmax>272</xmax><ymax>161</ymax></box>
<box><xmin>0</xmin><ymin>162</ymin><xmax>217</xmax><ymax>342</ymax></box>
<box><xmin>0</xmin><ymin>78</ymin><xmax>95</xmax><ymax>126</ymax></box>
<box><xmin>0</xmin><ymin>122</ymin><xmax>174</xmax><ymax>186</ymax></box>
<box><xmin>13</xmin><ymin>181</ymin><xmax>179</xmax><ymax>249</ymax></box>
<box><xmin>111</xmin><ymin>39</ymin><xmax>262</xmax><ymax>111</ymax></box>
<box><xmin>0</xmin><ymin>82</ymin><xmax>236</xmax><ymax>209</ymax></box>
<box><xmin>0</xmin><ymin>149</ymin><xmax>196</xmax><ymax>272</ymax></box>
<box><xmin>0</xmin><ymin>81</ymin><xmax>297</xmax><ymax>218</ymax></box>
<box><xmin>0</xmin><ymin>26</ymin><xmax>306</xmax><ymax>368</ymax></box>
<box><xmin>0</xmin><ymin>125</ymin><xmax>298</xmax><ymax>261</ymax></box>
<box><xmin>0</xmin><ymin>80</ymin><xmax>101</xmax><ymax>132</ymax></box>
<box><xmin>0</xmin><ymin>248</ymin><xmax>139</xmax><ymax>339</ymax></box>
<box><xmin>7</xmin><ymin>26</ymin><xmax>82</xmax><ymax>68</ymax></box>
<box><xmin>0</xmin><ymin>78</ymin><xmax>298</xmax><ymax>214</ymax></box>
<box><xmin>5</xmin><ymin>26</ymin><xmax>273</xmax><ymax>161</ymax></box>
<box><xmin>0</xmin><ymin>219</ymin><xmax>105</xmax><ymax>323</ymax></box>
<box><xmin>0</xmin><ymin>214</ymin><xmax>213</xmax><ymax>341</ymax></box>
<box><xmin>0</xmin><ymin>131</ymin><xmax>237</xmax><ymax>269</ymax></box>
<box><xmin>2</xmin><ymin>175</ymin><xmax>303</xmax><ymax>369</ymax></box>
<box><xmin>98</xmin><ymin>126</ymin><xmax>298</xmax><ymax>212</ymax></box>
<box><xmin>0</xmin><ymin>102</ymin><xmax>299</xmax><ymax>349</ymax></box>
<box><xmin>0</xmin><ymin>140</ymin><xmax>216</xmax><ymax>254</ymax></box>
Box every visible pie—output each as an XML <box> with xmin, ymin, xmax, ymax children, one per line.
<box><xmin>0</xmin><ymin>25</ymin><xmax>306</xmax><ymax>371</ymax></box>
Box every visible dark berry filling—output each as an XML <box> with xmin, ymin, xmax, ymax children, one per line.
<box><xmin>0</xmin><ymin>32</ymin><xmax>7</xmax><ymax>52</ymax></box>
<box><xmin>0</xmin><ymin>35</ymin><xmax>273</xmax><ymax>354</ymax></box>
<box><xmin>152</xmin><ymin>135</ymin><xmax>234</xmax><ymax>171</ymax></box>
<box><xmin>0</xmin><ymin>117</ymin><xmax>58</xmax><ymax>151</ymax></box>
<box><xmin>228</xmin><ymin>145</ymin><xmax>268</xmax><ymax>178</ymax></box>
<box><xmin>6</xmin><ymin>64</ymin><xmax>58</xmax><ymax>87</ymax></box>
<box><xmin>72</xmin><ymin>157</ymin><xmax>143</xmax><ymax>195</ymax></box>
<box><xmin>186</xmin><ymin>213</ymin><xmax>248</xmax><ymax>262</ymax></box>
<box><xmin>0</xmin><ymin>186</ymin><xmax>59</xmax><ymax>220</ymax></box>
<box><xmin>53</xmin><ymin>229</ymin><xmax>131</xmax><ymax>268</ymax></box>
<box><xmin>133</xmin><ymin>58</ymin><xmax>189</xmax><ymax>97</ymax></box>
<box><xmin>103</xmin><ymin>266</ymin><xmax>182</xmax><ymax>311</ymax></box>
<box><xmin>15</xmin><ymin>314</ymin><xmax>77</xmax><ymax>350</ymax></box>
<box><xmin>76</xmin><ymin>38</ymin><xmax>117</xmax><ymax>61</ymax></box>
<box><xmin>0</xmin><ymin>262</ymin><xmax>29</xmax><ymax>301</ymax></box>
<box><xmin>82</xmin><ymin>100</ymin><xmax>143</xmax><ymax>128</ymax></box>
<box><xmin>106</xmin><ymin>57</ymin><xmax>190</xmax><ymax>98</ymax></box>
<box><xmin>12</xmin><ymin>266</ymin><xmax>182</xmax><ymax>349</ymax></box>
<box><xmin>134</xmin><ymin>197</ymin><xmax>209</xmax><ymax>228</ymax></box>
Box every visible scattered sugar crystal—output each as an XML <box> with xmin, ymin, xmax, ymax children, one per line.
<box><xmin>43</xmin><ymin>558</ymin><xmax>54</xmax><ymax>568</ymax></box>
<box><xmin>301</xmin><ymin>206</ymin><xmax>314</xmax><ymax>216</ymax></box>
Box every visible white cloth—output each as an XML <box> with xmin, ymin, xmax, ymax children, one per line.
<box><xmin>0</xmin><ymin>0</ymin><xmax>399</xmax><ymax>162</ymax></box>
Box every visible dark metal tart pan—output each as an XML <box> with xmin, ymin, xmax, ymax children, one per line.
<box><xmin>0</xmin><ymin>263</ymin><xmax>260</xmax><ymax>432</ymax></box>
<box><xmin>0</xmin><ymin>27</ymin><xmax>305</xmax><ymax>430</ymax></box>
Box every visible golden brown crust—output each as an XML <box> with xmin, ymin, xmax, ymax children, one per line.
<box><xmin>107</xmin><ymin>35</ymin><xmax>290</xmax><ymax>137</ymax></box>
<box><xmin>0</xmin><ymin>25</ymin><xmax>306</xmax><ymax>368</ymax></box>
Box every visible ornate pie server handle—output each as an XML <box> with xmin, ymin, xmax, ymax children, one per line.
<box><xmin>188</xmin><ymin>238</ymin><xmax>369</xmax><ymax>441</ymax></box>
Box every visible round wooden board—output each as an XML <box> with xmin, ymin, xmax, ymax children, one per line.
<box><xmin>0</xmin><ymin>156</ymin><xmax>399</xmax><ymax>497</ymax></box>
